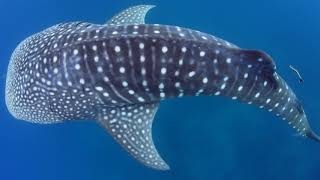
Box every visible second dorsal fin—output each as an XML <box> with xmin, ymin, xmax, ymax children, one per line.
<box><xmin>106</xmin><ymin>5</ymin><xmax>155</xmax><ymax>25</ymax></box>
<box><xmin>231</xmin><ymin>49</ymin><xmax>277</xmax><ymax>74</ymax></box>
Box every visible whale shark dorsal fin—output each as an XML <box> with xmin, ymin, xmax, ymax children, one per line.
<box><xmin>97</xmin><ymin>103</ymin><xmax>169</xmax><ymax>170</ymax></box>
<box><xmin>231</xmin><ymin>49</ymin><xmax>277</xmax><ymax>75</ymax></box>
<box><xmin>106</xmin><ymin>5</ymin><xmax>155</xmax><ymax>25</ymax></box>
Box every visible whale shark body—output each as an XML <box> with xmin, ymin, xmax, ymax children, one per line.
<box><xmin>5</xmin><ymin>5</ymin><xmax>320</xmax><ymax>170</ymax></box>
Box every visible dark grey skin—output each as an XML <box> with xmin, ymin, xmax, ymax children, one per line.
<box><xmin>5</xmin><ymin>5</ymin><xmax>320</xmax><ymax>170</ymax></box>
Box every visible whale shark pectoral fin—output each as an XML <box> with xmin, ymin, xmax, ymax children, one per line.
<box><xmin>106</xmin><ymin>5</ymin><xmax>156</xmax><ymax>25</ymax></box>
<box><xmin>97</xmin><ymin>102</ymin><xmax>169</xmax><ymax>170</ymax></box>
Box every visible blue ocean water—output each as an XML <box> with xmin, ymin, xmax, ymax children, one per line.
<box><xmin>1</xmin><ymin>0</ymin><xmax>320</xmax><ymax>179</ymax></box>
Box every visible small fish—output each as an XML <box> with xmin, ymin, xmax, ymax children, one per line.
<box><xmin>5</xmin><ymin>5</ymin><xmax>320</xmax><ymax>170</ymax></box>
<box><xmin>289</xmin><ymin>65</ymin><xmax>304</xmax><ymax>83</ymax></box>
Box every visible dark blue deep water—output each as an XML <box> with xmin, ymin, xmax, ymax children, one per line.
<box><xmin>1</xmin><ymin>0</ymin><xmax>320</xmax><ymax>179</ymax></box>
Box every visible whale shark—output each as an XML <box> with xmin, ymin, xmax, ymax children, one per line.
<box><xmin>5</xmin><ymin>5</ymin><xmax>320</xmax><ymax>170</ymax></box>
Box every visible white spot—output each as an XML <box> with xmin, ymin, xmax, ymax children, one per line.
<box><xmin>266</xmin><ymin>98</ymin><xmax>271</xmax><ymax>104</ymax></box>
<box><xmin>53</xmin><ymin>68</ymin><xmax>59</xmax><ymax>74</ymax></box>
<box><xmin>161</xmin><ymin>67</ymin><xmax>167</xmax><ymax>74</ymax></box>
<box><xmin>263</xmin><ymin>81</ymin><xmax>268</xmax><ymax>86</ymax></box>
<box><xmin>202</xmin><ymin>77</ymin><xmax>208</xmax><ymax>84</ymax></box>
<box><xmin>159</xmin><ymin>83</ymin><xmax>165</xmax><ymax>89</ymax></box>
<box><xmin>140</xmin><ymin>55</ymin><xmax>146</xmax><ymax>62</ymax></box>
<box><xmin>226</xmin><ymin>58</ymin><xmax>231</xmax><ymax>64</ymax></box>
<box><xmin>142</xmin><ymin>80</ymin><xmax>148</xmax><ymax>86</ymax></box>
<box><xmin>200</xmin><ymin>51</ymin><xmax>206</xmax><ymax>57</ymax></box>
<box><xmin>94</xmin><ymin>56</ymin><xmax>99</xmax><ymax>62</ymax></box>
<box><xmin>79</xmin><ymin>78</ymin><xmax>85</xmax><ymax>84</ymax></box>
<box><xmin>141</xmin><ymin>68</ymin><xmax>146</xmax><ymax>75</ymax></box>
<box><xmin>154</xmin><ymin>30</ymin><xmax>160</xmax><ymax>34</ymax></box>
<box><xmin>115</xmin><ymin>46</ymin><xmax>121</xmax><ymax>52</ymax></box>
<box><xmin>128</xmin><ymin>90</ymin><xmax>135</xmax><ymax>95</ymax></box>
<box><xmin>188</xmin><ymin>71</ymin><xmax>196</xmax><ymax>77</ymax></box>
<box><xmin>73</xmin><ymin>49</ymin><xmax>79</xmax><ymax>55</ymax></box>
<box><xmin>139</xmin><ymin>43</ymin><xmax>145</xmax><ymax>49</ymax></box>
<box><xmin>254</xmin><ymin>92</ymin><xmax>260</xmax><ymax>98</ymax></box>
<box><xmin>75</xmin><ymin>64</ymin><xmax>81</xmax><ymax>70</ymax></box>
<box><xmin>178</xmin><ymin>59</ymin><xmax>183</xmax><ymax>65</ymax></box>
<box><xmin>221</xmin><ymin>83</ymin><xmax>226</xmax><ymax>90</ymax></box>
<box><xmin>244</xmin><ymin>73</ymin><xmax>248</xmax><ymax>79</ymax></box>
<box><xmin>201</xmin><ymin>36</ymin><xmax>207</xmax><ymax>40</ymax></box>
<box><xmin>53</xmin><ymin>56</ymin><xmax>58</xmax><ymax>63</ymax></box>
<box><xmin>92</xmin><ymin>45</ymin><xmax>97</xmax><ymax>51</ymax></box>
<box><xmin>122</xmin><ymin>81</ymin><xmax>128</xmax><ymax>87</ymax></box>
<box><xmin>214</xmin><ymin>91</ymin><xmax>221</xmax><ymax>96</ymax></box>
<box><xmin>103</xmin><ymin>77</ymin><xmax>109</xmax><ymax>82</ymax></box>
<box><xmin>181</xmin><ymin>47</ymin><xmax>187</xmax><ymax>52</ymax></box>
<box><xmin>162</xmin><ymin>46</ymin><xmax>168</xmax><ymax>53</ymax></box>
<box><xmin>238</xmin><ymin>86</ymin><xmax>243</xmax><ymax>91</ymax></box>
<box><xmin>95</xmin><ymin>86</ymin><xmax>103</xmax><ymax>91</ymax></box>
<box><xmin>137</xmin><ymin>119</ymin><xmax>142</xmax><ymax>124</ymax></box>
<box><xmin>119</xmin><ymin>67</ymin><xmax>125</xmax><ymax>73</ymax></box>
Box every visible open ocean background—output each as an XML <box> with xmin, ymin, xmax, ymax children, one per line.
<box><xmin>1</xmin><ymin>0</ymin><xmax>320</xmax><ymax>179</ymax></box>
